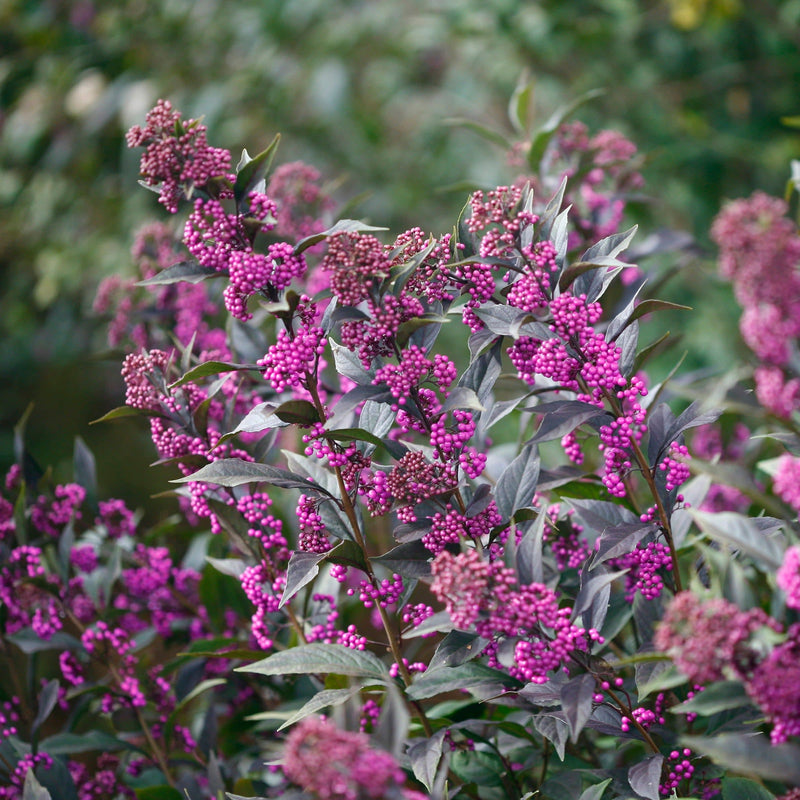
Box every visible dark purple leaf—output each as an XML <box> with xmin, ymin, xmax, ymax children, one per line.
<box><xmin>682</xmin><ymin>734</ymin><xmax>800</xmax><ymax>785</ymax></box>
<box><xmin>172</xmin><ymin>458</ymin><xmax>334</xmax><ymax>498</ymax></box>
<box><xmin>526</xmin><ymin>400</ymin><xmax>610</xmax><ymax>445</ymax></box>
<box><xmin>429</xmin><ymin>631</ymin><xmax>488</xmax><ymax>671</ymax></box>
<box><xmin>628</xmin><ymin>754</ymin><xmax>664</xmax><ymax>800</ymax></box>
<box><xmin>569</xmin><ymin>498</ymin><xmax>638</xmax><ymax>534</ymax></box>
<box><xmin>136</xmin><ymin>260</ymin><xmax>218</xmax><ymax>286</ymax></box>
<box><xmin>561</xmin><ymin>673</ymin><xmax>596</xmax><ymax>742</ymax></box>
<box><xmin>407</xmin><ymin>730</ymin><xmax>449</xmax><ymax>791</ymax></box>
<box><xmin>592</xmin><ymin>523</ymin><xmax>658</xmax><ymax>567</ymax></box>
<box><xmin>516</xmin><ymin>512</ymin><xmax>546</xmax><ymax>585</ymax></box>
<box><xmin>405</xmin><ymin>663</ymin><xmax>514</xmax><ymax>701</ymax></box>
<box><xmin>373</xmin><ymin>540</ymin><xmax>432</xmax><ymax>579</ymax></box>
<box><xmin>495</xmin><ymin>442</ymin><xmax>540</xmax><ymax>522</ymax></box>
<box><xmin>459</xmin><ymin>340</ymin><xmax>502</xmax><ymax>405</ymax></box>
<box><xmin>280</xmin><ymin>548</ymin><xmax>341</xmax><ymax>608</ymax></box>
<box><xmin>532</xmin><ymin>712</ymin><xmax>569</xmax><ymax>760</ymax></box>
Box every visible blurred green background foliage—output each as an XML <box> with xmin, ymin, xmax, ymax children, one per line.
<box><xmin>2</xmin><ymin>0</ymin><xmax>799</xmax><ymax>511</ymax></box>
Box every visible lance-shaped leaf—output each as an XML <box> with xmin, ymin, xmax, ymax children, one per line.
<box><xmin>169</xmin><ymin>361</ymin><xmax>251</xmax><ymax>389</ymax></box>
<box><xmin>234</xmin><ymin>135</ymin><xmax>280</xmax><ymax>204</ymax></box>
<box><xmin>23</xmin><ymin>772</ymin><xmax>52</xmax><ymax>800</ymax></box>
<box><xmin>648</xmin><ymin>400</ymin><xmax>720</xmax><ymax>465</ymax></box>
<box><xmin>372</xmin><ymin>540</ymin><xmax>432</xmax><ymax>579</ymax></box>
<box><xmin>327</xmin><ymin>384</ymin><xmax>395</xmax><ymax>426</ymax></box>
<box><xmin>495</xmin><ymin>442</ymin><xmax>540</xmax><ymax>522</ymax></box>
<box><xmin>172</xmin><ymin>458</ymin><xmax>333</xmax><ymax>498</ymax></box>
<box><xmin>682</xmin><ymin>734</ymin><xmax>800</xmax><ymax>785</ymax></box>
<box><xmin>280</xmin><ymin>544</ymin><xmax>344</xmax><ymax>608</ymax></box>
<box><xmin>278</xmin><ymin>687</ymin><xmax>364</xmax><ymax>731</ymax></box>
<box><xmin>428</xmin><ymin>631</ymin><xmax>488</xmax><ymax>671</ymax></box>
<box><xmin>459</xmin><ymin>339</ymin><xmax>502</xmax><ymax>406</ymax></box>
<box><xmin>216</xmin><ymin>402</ymin><xmax>287</xmax><ymax>446</ymax></box>
<box><xmin>532</xmin><ymin>712</ymin><xmax>569</xmax><ymax>760</ymax></box>
<box><xmin>136</xmin><ymin>260</ymin><xmax>218</xmax><ymax>286</ymax></box>
<box><xmin>527</xmin><ymin>88</ymin><xmax>606</xmax><ymax>169</ymax></box>
<box><xmin>568</xmin><ymin>498</ymin><xmax>638</xmax><ymax>534</ymax></box>
<box><xmin>561</xmin><ymin>673</ymin><xmax>596</xmax><ymax>742</ymax></box>
<box><xmin>440</xmin><ymin>386</ymin><xmax>485</xmax><ymax>414</ymax></box>
<box><xmin>671</xmin><ymin>681</ymin><xmax>750</xmax><ymax>716</ymax></box>
<box><xmin>572</xmin><ymin>566</ymin><xmax>628</xmax><ymax>619</ymax></box>
<box><xmin>31</xmin><ymin>680</ymin><xmax>60</xmax><ymax>742</ymax></box>
<box><xmin>608</xmin><ymin>298</ymin><xmax>691</xmax><ymax>342</ymax></box>
<box><xmin>526</xmin><ymin>400</ymin><xmax>610</xmax><ymax>445</ymax></box>
<box><xmin>331</xmin><ymin>340</ymin><xmax>374</xmax><ymax>385</ymax></box>
<box><xmin>407</xmin><ymin>730</ymin><xmax>449</xmax><ymax>792</ymax></box>
<box><xmin>628</xmin><ymin>754</ymin><xmax>664</xmax><ymax>800</ymax></box>
<box><xmin>591</xmin><ymin>523</ymin><xmax>658</xmax><ymax>568</ymax></box>
<box><xmin>516</xmin><ymin>511</ymin><xmax>546</xmax><ymax>585</ymax></box>
<box><xmin>470</xmin><ymin>305</ymin><xmax>551</xmax><ymax>340</ymax></box>
<box><xmin>238</xmin><ymin>643</ymin><xmax>389</xmax><ymax>681</ymax></box>
<box><xmin>294</xmin><ymin>219</ymin><xmax>389</xmax><ymax>255</ymax></box>
<box><xmin>274</xmin><ymin>399</ymin><xmax>320</xmax><ymax>425</ymax></box>
<box><xmin>579</xmin><ymin>779</ymin><xmax>613</xmax><ymax>800</ymax></box>
<box><xmin>690</xmin><ymin>510</ymin><xmax>785</xmax><ymax>569</ymax></box>
<box><xmin>405</xmin><ymin>662</ymin><xmax>512</xmax><ymax>701</ymax></box>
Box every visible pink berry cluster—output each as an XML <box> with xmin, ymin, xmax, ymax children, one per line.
<box><xmin>281</xmin><ymin>716</ymin><xmax>423</xmax><ymax>800</ymax></box>
<box><xmin>513</xmin><ymin>120</ymin><xmax>645</xmax><ymax>255</ymax></box>
<box><xmin>711</xmin><ymin>191</ymin><xmax>800</xmax><ymax>418</ymax></box>
<box><xmin>126</xmin><ymin>99</ymin><xmax>232</xmax><ymax>213</ymax></box>
<box><xmin>655</xmin><ymin>591</ymin><xmax>777</xmax><ymax>685</ymax></box>
<box><xmin>430</xmin><ymin>548</ymin><xmax>602</xmax><ymax>683</ymax></box>
<box><xmin>777</xmin><ymin>545</ymin><xmax>800</xmax><ymax>609</ymax></box>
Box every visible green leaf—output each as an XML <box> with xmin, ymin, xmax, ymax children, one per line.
<box><xmin>721</xmin><ymin>777</ymin><xmax>776</xmax><ymax>800</ymax></box>
<box><xmin>428</xmin><ymin>630</ymin><xmax>488</xmax><ymax>671</ymax></box>
<box><xmin>274</xmin><ymin>399</ymin><xmax>320</xmax><ymax>425</ymax></box>
<box><xmin>405</xmin><ymin>662</ymin><xmax>512</xmax><ymax>701</ymax></box>
<box><xmin>671</xmin><ymin>681</ymin><xmax>751</xmax><ymax>716</ymax></box>
<box><xmin>136</xmin><ymin>260</ymin><xmax>218</xmax><ymax>286</ymax></box>
<box><xmin>443</xmin><ymin>117</ymin><xmax>511</xmax><ymax>149</ymax></box>
<box><xmin>237</xmin><ymin>643</ymin><xmax>389</xmax><ymax>681</ymax></box>
<box><xmin>579</xmin><ymin>778</ymin><xmax>613</xmax><ymax>800</ymax></box>
<box><xmin>173</xmin><ymin>458</ymin><xmax>333</xmax><ymax>497</ymax></box>
<box><xmin>134</xmin><ymin>788</ymin><xmax>185</xmax><ymax>800</ymax></box>
<box><xmin>508</xmin><ymin>72</ymin><xmax>534</xmax><ymax>133</ymax></box>
<box><xmin>216</xmin><ymin>402</ymin><xmax>286</xmax><ymax>446</ymax></box>
<box><xmin>278</xmin><ymin>686</ymin><xmax>364</xmax><ymax>731</ymax></box>
<box><xmin>72</xmin><ymin>436</ymin><xmax>97</xmax><ymax>501</ymax></box>
<box><xmin>234</xmin><ymin>134</ymin><xmax>280</xmax><ymax>204</ymax></box>
<box><xmin>527</xmin><ymin>88</ymin><xmax>605</xmax><ymax>169</ymax></box>
<box><xmin>169</xmin><ymin>361</ymin><xmax>251</xmax><ymax>389</ymax></box>
<box><xmin>90</xmin><ymin>405</ymin><xmax>155</xmax><ymax>424</ymax></box>
<box><xmin>173</xmin><ymin>678</ymin><xmax>227</xmax><ymax>713</ymax></box>
<box><xmin>294</xmin><ymin>219</ymin><xmax>389</xmax><ymax>255</ymax></box>
<box><xmin>682</xmin><ymin>734</ymin><xmax>800</xmax><ymax>785</ymax></box>
<box><xmin>636</xmin><ymin>662</ymin><xmax>687</xmax><ymax>700</ymax></box>
<box><xmin>6</xmin><ymin>629</ymin><xmax>81</xmax><ymax>655</ymax></box>
<box><xmin>39</xmin><ymin>730</ymin><xmax>133</xmax><ymax>755</ymax></box>
<box><xmin>31</xmin><ymin>679</ymin><xmax>60</xmax><ymax>739</ymax></box>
